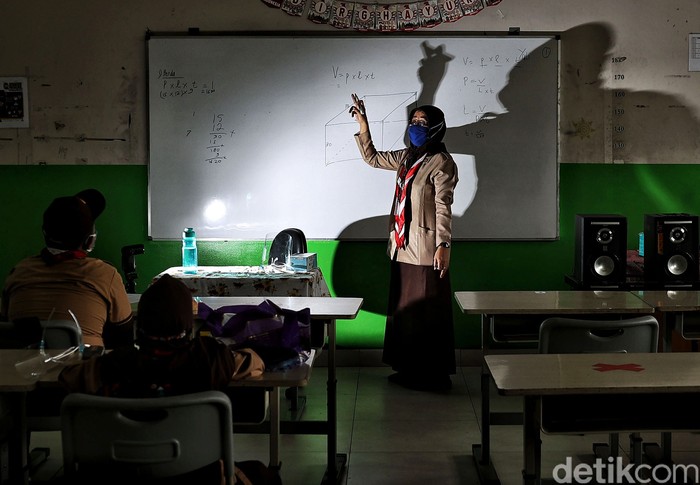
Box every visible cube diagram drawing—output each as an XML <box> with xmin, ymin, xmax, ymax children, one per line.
<box><xmin>325</xmin><ymin>92</ymin><xmax>417</xmax><ymax>165</ymax></box>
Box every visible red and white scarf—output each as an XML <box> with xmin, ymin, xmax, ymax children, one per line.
<box><xmin>393</xmin><ymin>154</ymin><xmax>426</xmax><ymax>249</ymax></box>
<box><xmin>40</xmin><ymin>247</ymin><xmax>88</xmax><ymax>266</ymax></box>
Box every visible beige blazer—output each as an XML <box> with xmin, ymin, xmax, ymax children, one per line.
<box><xmin>354</xmin><ymin>132</ymin><xmax>458</xmax><ymax>266</ymax></box>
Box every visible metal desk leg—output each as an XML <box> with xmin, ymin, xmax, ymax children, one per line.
<box><xmin>472</xmin><ymin>361</ymin><xmax>501</xmax><ymax>484</ymax></box>
<box><xmin>480</xmin><ymin>364</ymin><xmax>491</xmax><ymax>464</ymax></box>
<box><xmin>662</xmin><ymin>432</ymin><xmax>673</xmax><ymax>464</ymax></box>
<box><xmin>5</xmin><ymin>392</ymin><xmax>29</xmax><ymax>484</ymax></box>
<box><xmin>322</xmin><ymin>319</ymin><xmax>346</xmax><ymax>485</ymax></box>
<box><xmin>269</xmin><ymin>387</ymin><xmax>281</xmax><ymax>469</ymax></box>
<box><xmin>523</xmin><ymin>396</ymin><xmax>541</xmax><ymax>485</ymax></box>
<box><xmin>663</xmin><ymin>313</ymin><xmax>675</xmax><ymax>353</ymax></box>
<box><xmin>660</xmin><ymin>313</ymin><xmax>675</xmax><ymax>463</ymax></box>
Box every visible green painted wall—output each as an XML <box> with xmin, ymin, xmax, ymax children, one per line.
<box><xmin>2</xmin><ymin>164</ymin><xmax>699</xmax><ymax>348</ymax></box>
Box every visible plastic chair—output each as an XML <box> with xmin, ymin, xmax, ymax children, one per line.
<box><xmin>0</xmin><ymin>318</ymin><xmax>83</xmax><ymax>349</ymax></box>
<box><xmin>538</xmin><ymin>315</ymin><xmax>658</xmax><ymax>355</ymax></box>
<box><xmin>267</xmin><ymin>228</ymin><xmax>307</xmax><ymax>266</ymax></box>
<box><xmin>538</xmin><ymin>315</ymin><xmax>659</xmax><ymax>462</ymax></box>
<box><xmin>61</xmin><ymin>390</ymin><xmax>235</xmax><ymax>484</ymax></box>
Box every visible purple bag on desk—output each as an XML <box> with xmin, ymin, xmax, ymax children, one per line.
<box><xmin>198</xmin><ymin>299</ymin><xmax>311</xmax><ymax>353</ymax></box>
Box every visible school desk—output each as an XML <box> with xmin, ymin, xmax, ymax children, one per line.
<box><xmin>628</xmin><ymin>289</ymin><xmax>700</xmax><ymax>461</ymax></box>
<box><xmin>0</xmin><ymin>347</ymin><xmax>314</xmax><ymax>484</ymax></box>
<box><xmin>197</xmin><ymin>296</ymin><xmax>363</xmax><ymax>485</ymax></box>
<box><xmin>455</xmin><ymin>290</ymin><xmax>656</xmax><ymax>348</ymax></box>
<box><xmin>485</xmin><ymin>352</ymin><xmax>700</xmax><ymax>485</ymax></box>
<box><xmin>1</xmin><ymin>296</ymin><xmax>361</xmax><ymax>485</ymax></box>
<box><xmin>631</xmin><ymin>290</ymin><xmax>700</xmax><ymax>350</ymax></box>
<box><xmin>154</xmin><ymin>265</ymin><xmax>332</xmax><ymax>412</ymax></box>
<box><xmin>453</xmin><ymin>290</ymin><xmax>656</xmax><ymax>484</ymax></box>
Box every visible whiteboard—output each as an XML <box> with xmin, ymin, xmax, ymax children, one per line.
<box><xmin>147</xmin><ymin>34</ymin><xmax>558</xmax><ymax>240</ymax></box>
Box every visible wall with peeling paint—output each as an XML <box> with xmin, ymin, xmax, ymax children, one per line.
<box><xmin>1</xmin><ymin>0</ymin><xmax>698</xmax><ymax>165</ymax></box>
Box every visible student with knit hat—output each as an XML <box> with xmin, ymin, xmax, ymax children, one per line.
<box><xmin>59</xmin><ymin>274</ymin><xmax>275</xmax><ymax>484</ymax></box>
<box><xmin>59</xmin><ymin>274</ymin><xmax>264</xmax><ymax>396</ymax></box>
<box><xmin>1</xmin><ymin>189</ymin><xmax>133</xmax><ymax>348</ymax></box>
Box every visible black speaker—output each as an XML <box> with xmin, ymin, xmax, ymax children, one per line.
<box><xmin>574</xmin><ymin>214</ymin><xmax>628</xmax><ymax>288</ymax></box>
<box><xmin>644</xmin><ymin>213</ymin><xmax>699</xmax><ymax>288</ymax></box>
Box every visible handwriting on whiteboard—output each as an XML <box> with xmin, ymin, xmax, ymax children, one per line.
<box><xmin>157</xmin><ymin>69</ymin><xmax>216</xmax><ymax>99</ymax></box>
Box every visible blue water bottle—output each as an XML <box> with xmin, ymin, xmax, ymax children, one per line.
<box><xmin>182</xmin><ymin>227</ymin><xmax>198</xmax><ymax>274</ymax></box>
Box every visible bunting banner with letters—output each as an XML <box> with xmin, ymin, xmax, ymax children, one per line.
<box><xmin>262</xmin><ymin>0</ymin><xmax>503</xmax><ymax>29</ymax></box>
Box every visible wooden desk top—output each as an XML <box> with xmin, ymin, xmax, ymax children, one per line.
<box><xmin>455</xmin><ymin>290</ymin><xmax>655</xmax><ymax>315</ymax></box>
<box><xmin>0</xmin><ymin>349</ymin><xmax>46</xmax><ymax>391</ymax></box>
<box><xmin>197</xmin><ymin>296</ymin><xmax>363</xmax><ymax>320</ymax></box>
<box><xmin>486</xmin><ymin>352</ymin><xmax>700</xmax><ymax>396</ymax></box>
<box><xmin>130</xmin><ymin>294</ymin><xmax>362</xmax><ymax>320</ymax></box>
<box><xmin>632</xmin><ymin>290</ymin><xmax>700</xmax><ymax>312</ymax></box>
<box><xmin>0</xmin><ymin>349</ymin><xmax>81</xmax><ymax>392</ymax></box>
<box><xmin>0</xmin><ymin>347</ymin><xmax>315</xmax><ymax>392</ymax></box>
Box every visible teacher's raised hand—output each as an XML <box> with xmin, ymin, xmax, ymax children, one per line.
<box><xmin>349</xmin><ymin>93</ymin><xmax>369</xmax><ymax>134</ymax></box>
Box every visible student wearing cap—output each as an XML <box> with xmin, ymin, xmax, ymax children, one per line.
<box><xmin>59</xmin><ymin>274</ymin><xmax>276</xmax><ymax>485</ymax></box>
<box><xmin>1</xmin><ymin>189</ymin><xmax>133</xmax><ymax>348</ymax></box>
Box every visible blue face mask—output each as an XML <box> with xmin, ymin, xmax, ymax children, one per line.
<box><xmin>408</xmin><ymin>125</ymin><xmax>429</xmax><ymax>147</ymax></box>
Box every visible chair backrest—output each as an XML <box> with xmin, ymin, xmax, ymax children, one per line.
<box><xmin>61</xmin><ymin>390</ymin><xmax>234</xmax><ymax>482</ymax></box>
<box><xmin>0</xmin><ymin>318</ymin><xmax>83</xmax><ymax>349</ymax></box>
<box><xmin>42</xmin><ymin>319</ymin><xmax>84</xmax><ymax>349</ymax></box>
<box><xmin>268</xmin><ymin>228</ymin><xmax>307</xmax><ymax>265</ymax></box>
<box><xmin>538</xmin><ymin>315</ymin><xmax>659</xmax><ymax>354</ymax></box>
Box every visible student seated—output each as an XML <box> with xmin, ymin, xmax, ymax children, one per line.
<box><xmin>1</xmin><ymin>189</ymin><xmax>133</xmax><ymax>348</ymax></box>
<box><xmin>59</xmin><ymin>274</ymin><xmax>279</xmax><ymax>485</ymax></box>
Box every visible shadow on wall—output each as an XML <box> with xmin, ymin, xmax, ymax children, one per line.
<box><xmin>559</xmin><ymin>22</ymin><xmax>700</xmax><ymax>164</ymax></box>
<box><xmin>332</xmin><ymin>28</ymin><xmax>558</xmax><ymax>308</ymax></box>
<box><xmin>331</xmin><ymin>22</ymin><xmax>700</xmax><ymax>312</ymax></box>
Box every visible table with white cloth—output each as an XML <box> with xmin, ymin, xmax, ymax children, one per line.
<box><xmin>154</xmin><ymin>266</ymin><xmax>330</xmax><ymax>298</ymax></box>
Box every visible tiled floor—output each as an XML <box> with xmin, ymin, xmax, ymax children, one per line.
<box><xmin>30</xmin><ymin>365</ymin><xmax>700</xmax><ymax>484</ymax></box>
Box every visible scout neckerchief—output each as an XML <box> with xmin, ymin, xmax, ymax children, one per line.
<box><xmin>393</xmin><ymin>153</ymin><xmax>427</xmax><ymax>249</ymax></box>
<box><xmin>40</xmin><ymin>247</ymin><xmax>88</xmax><ymax>266</ymax></box>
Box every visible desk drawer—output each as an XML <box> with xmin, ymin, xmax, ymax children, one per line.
<box><xmin>489</xmin><ymin>313</ymin><xmax>641</xmax><ymax>346</ymax></box>
<box><xmin>541</xmin><ymin>393</ymin><xmax>700</xmax><ymax>433</ymax></box>
<box><xmin>490</xmin><ymin>315</ymin><xmax>543</xmax><ymax>344</ymax></box>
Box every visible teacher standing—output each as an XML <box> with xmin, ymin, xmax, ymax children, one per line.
<box><xmin>350</xmin><ymin>94</ymin><xmax>458</xmax><ymax>392</ymax></box>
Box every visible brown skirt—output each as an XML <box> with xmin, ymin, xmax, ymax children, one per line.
<box><xmin>383</xmin><ymin>261</ymin><xmax>456</xmax><ymax>376</ymax></box>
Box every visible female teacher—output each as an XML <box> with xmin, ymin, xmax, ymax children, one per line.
<box><xmin>350</xmin><ymin>94</ymin><xmax>459</xmax><ymax>392</ymax></box>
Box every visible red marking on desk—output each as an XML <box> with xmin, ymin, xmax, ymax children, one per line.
<box><xmin>592</xmin><ymin>363</ymin><xmax>645</xmax><ymax>372</ymax></box>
